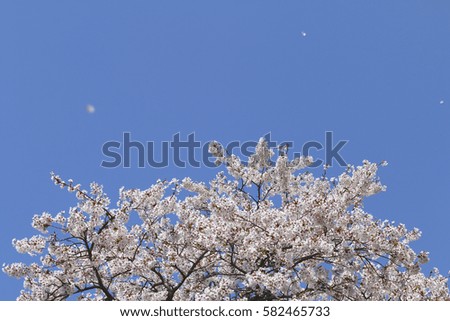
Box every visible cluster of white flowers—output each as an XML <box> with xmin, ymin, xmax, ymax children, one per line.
<box><xmin>3</xmin><ymin>138</ymin><xmax>449</xmax><ymax>300</ymax></box>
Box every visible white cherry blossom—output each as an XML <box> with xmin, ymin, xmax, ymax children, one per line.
<box><xmin>3</xmin><ymin>138</ymin><xmax>449</xmax><ymax>301</ymax></box>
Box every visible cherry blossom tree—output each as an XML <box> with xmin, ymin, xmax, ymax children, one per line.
<box><xmin>3</xmin><ymin>138</ymin><xmax>449</xmax><ymax>300</ymax></box>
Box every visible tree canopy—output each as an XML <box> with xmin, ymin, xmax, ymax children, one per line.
<box><xmin>4</xmin><ymin>138</ymin><xmax>449</xmax><ymax>300</ymax></box>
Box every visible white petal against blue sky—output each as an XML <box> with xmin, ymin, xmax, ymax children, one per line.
<box><xmin>85</xmin><ymin>104</ymin><xmax>95</xmax><ymax>113</ymax></box>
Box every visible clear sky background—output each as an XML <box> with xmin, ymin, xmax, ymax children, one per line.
<box><xmin>1</xmin><ymin>1</ymin><xmax>450</xmax><ymax>300</ymax></box>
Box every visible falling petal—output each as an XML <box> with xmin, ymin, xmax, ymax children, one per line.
<box><xmin>86</xmin><ymin>104</ymin><xmax>95</xmax><ymax>113</ymax></box>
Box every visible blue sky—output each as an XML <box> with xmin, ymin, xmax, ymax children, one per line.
<box><xmin>1</xmin><ymin>1</ymin><xmax>450</xmax><ymax>300</ymax></box>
